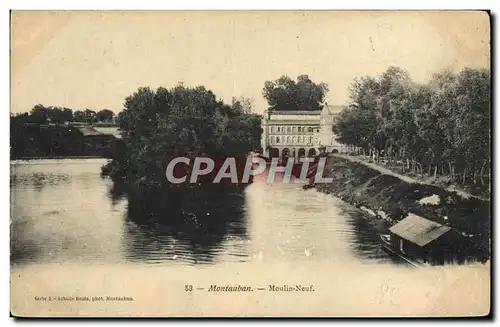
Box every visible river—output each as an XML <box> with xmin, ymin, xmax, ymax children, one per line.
<box><xmin>9</xmin><ymin>158</ymin><xmax>490</xmax><ymax>317</ymax></box>
<box><xmin>10</xmin><ymin>158</ymin><xmax>396</xmax><ymax>267</ymax></box>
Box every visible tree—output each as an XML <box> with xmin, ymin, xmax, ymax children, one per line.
<box><xmin>73</xmin><ymin>110</ymin><xmax>86</xmax><ymax>122</ymax></box>
<box><xmin>342</xmin><ymin>76</ymin><xmax>383</xmax><ymax>154</ymax></box>
<box><xmin>333</xmin><ymin>66</ymin><xmax>491</xmax><ymax>190</ymax></box>
<box><xmin>29</xmin><ymin>104</ymin><xmax>49</xmax><ymax>124</ymax></box>
<box><xmin>451</xmin><ymin>68</ymin><xmax>490</xmax><ymax>184</ymax></box>
<box><xmin>96</xmin><ymin>109</ymin><xmax>115</xmax><ymax>122</ymax></box>
<box><xmin>231</xmin><ymin>96</ymin><xmax>254</xmax><ymax>114</ymax></box>
<box><xmin>374</xmin><ymin>67</ymin><xmax>413</xmax><ymax>160</ymax></box>
<box><xmin>47</xmin><ymin>106</ymin><xmax>73</xmax><ymax>124</ymax></box>
<box><xmin>332</xmin><ymin>107</ymin><xmax>362</xmax><ymax>148</ymax></box>
<box><xmin>295</xmin><ymin>74</ymin><xmax>329</xmax><ymax>110</ymax></box>
<box><xmin>262</xmin><ymin>74</ymin><xmax>329</xmax><ymax>111</ymax></box>
<box><xmin>113</xmin><ymin>84</ymin><xmax>262</xmax><ymax>187</ymax></box>
<box><xmin>73</xmin><ymin>109</ymin><xmax>97</xmax><ymax>123</ymax></box>
<box><xmin>27</xmin><ymin>104</ymin><xmax>74</xmax><ymax>124</ymax></box>
<box><xmin>84</xmin><ymin>109</ymin><xmax>97</xmax><ymax>123</ymax></box>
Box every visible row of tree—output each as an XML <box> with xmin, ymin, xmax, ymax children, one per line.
<box><xmin>11</xmin><ymin>104</ymin><xmax>116</xmax><ymax>124</ymax></box>
<box><xmin>333</xmin><ymin>66</ymin><xmax>491</xmax><ymax>187</ymax></box>
<box><xmin>10</xmin><ymin>123</ymin><xmax>86</xmax><ymax>158</ymax></box>
<box><xmin>105</xmin><ymin>85</ymin><xmax>262</xmax><ymax>187</ymax></box>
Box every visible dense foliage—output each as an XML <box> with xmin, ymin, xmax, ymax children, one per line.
<box><xmin>11</xmin><ymin>105</ymin><xmax>116</xmax><ymax>124</ymax></box>
<box><xmin>262</xmin><ymin>74</ymin><xmax>329</xmax><ymax>111</ymax></box>
<box><xmin>333</xmin><ymin>66</ymin><xmax>491</xmax><ymax>188</ymax></box>
<box><xmin>106</xmin><ymin>85</ymin><xmax>262</xmax><ymax>187</ymax></box>
<box><xmin>10</xmin><ymin>105</ymin><xmax>118</xmax><ymax>158</ymax></box>
<box><xmin>10</xmin><ymin>122</ymin><xmax>84</xmax><ymax>158</ymax></box>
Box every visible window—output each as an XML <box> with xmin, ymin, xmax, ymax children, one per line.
<box><xmin>308</xmin><ymin>127</ymin><xmax>313</xmax><ymax>133</ymax></box>
<box><xmin>292</xmin><ymin>126</ymin><xmax>297</xmax><ymax>133</ymax></box>
<box><xmin>277</xmin><ymin>127</ymin><xmax>281</xmax><ymax>133</ymax></box>
<box><xmin>292</xmin><ymin>136</ymin><xmax>297</xmax><ymax>144</ymax></box>
<box><xmin>276</xmin><ymin>136</ymin><xmax>280</xmax><ymax>144</ymax></box>
<box><xmin>287</xmin><ymin>136</ymin><xmax>291</xmax><ymax>144</ymax></box>
<box><xmin>270</xmin><ymin>136</ymin><xmax>275</xmax><ymax>144</ymax></box>
<box><xmin>270</xmin><ymin>126</ymin><xmax>275</xmax><ymax>133</ymax></box>
<box><xmin>287</xmin><ymin>127</ymin><xmax>291</xmax><ymax>133</ymax></box>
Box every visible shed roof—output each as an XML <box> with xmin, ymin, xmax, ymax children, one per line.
<box><xmin>93</xmin><ymin>127</ymin><xmax>122</xmax><ymax>139</ymax></box>
<box><xmin>76</xmin><ymin>126</ymin><xmax>122</xmax><ymax>138</ymax></box>
<box><xmin>76</xmin><ymin>126</ymin><xmax>104</xmax><ymax>136</ymax></box>
<box><xmin>389</xmin><ymin>213</ymin><xmax>451</xmax><ymax>247</ymax></box>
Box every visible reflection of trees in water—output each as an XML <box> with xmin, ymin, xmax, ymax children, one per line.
<box><xmin>10</xmin><ymin>172</ymin><xmax>71</xmax><ymax>192</ymax></box>
<box><xmin>10</xmin><ymin>220</ymin><xmax>40</xmax><ymax>266</ymax></box>
<box><xmin>106</xmin><ymin>179</ymin><xmax>127</xmax><ymax>206</ymax></box>
<box><xmin>120</xmin><ymin>186</ymin><xmax>249</xmax><ymax>264</ymax></box>
<box><xmin>336</xmin><ymin>204</ymin><xmax>392</xmax><ymax>261</ymax></box>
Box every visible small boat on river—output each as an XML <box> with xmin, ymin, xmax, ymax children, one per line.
<box><xmin>379</xmin><ymin>234</ymin><xmax>430</xmax><ymax>268</ymax></box>
<box><xmin>378</xmin><ymin>213</ymin><xmax>464</xmax><ymax>267</ymax></box>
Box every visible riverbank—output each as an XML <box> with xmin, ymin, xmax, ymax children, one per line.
<box><xmin>314</xmin><ymin>156</ymin><xmax>490</xmax><ymax>260</ymax></box>
<box><xmin>10</xmin><ymin>122</ymin><xmax>120</xmax><ymax>159</ymax></box>
<box><xmin>335</xmin><ymin>154</ymin><xmax>490</xmax><ymax>200</ymax></box>
<box><xmin>12</xmin><ymin>156</ymin><xmax>109</xmax><ymax>161</ymax></box>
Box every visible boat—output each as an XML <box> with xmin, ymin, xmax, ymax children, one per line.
<box><xmin>379</xmin><ymin>234</ymin><xmax>430</xmax><ymax>268</ymax></box>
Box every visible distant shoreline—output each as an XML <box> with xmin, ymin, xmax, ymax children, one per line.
<box><xmin>10</xmin><ymin>156</ymin><xmax>110</xmax><ymax>161</ymax></box>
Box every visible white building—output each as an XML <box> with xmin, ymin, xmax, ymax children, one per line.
<box><xmin>261</xmin><ymin>105</ymin><xmax>345</xmax><ymax>158</ymax></box>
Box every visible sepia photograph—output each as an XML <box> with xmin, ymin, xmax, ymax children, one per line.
<box><xmin>9</xmin><ymin>10</ymin><xmax>491</xmax><ymax>317</ymax></box>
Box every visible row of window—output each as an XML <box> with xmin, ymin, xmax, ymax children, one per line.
<box><xmin>269</xmin><ymin>135</ymin><xmax>338</xmax><ymax>146</ymax></box>
<box><xmin>269</xmin><ymin>135</ymin><xmax>315</xmax><ymax>145</ymax></box>
<box><xmin>269</xmin><ymin>126</ymin><xmax>319</xmax><ymax>134</ymax></box>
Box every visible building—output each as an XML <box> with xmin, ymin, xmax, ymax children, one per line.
<box><xmin>260</xmin><ymin>104</ymin><xmax>345</xmax><ymax>159</ymax></box>
<box><xmin>75</xmin><ymin>125</ymin><xmax>122</xmax><ymax>157</ymax></box>
<box><xmin>388</xmin><ymin>213</ymin><xmax>462</xmax><ymax>265</ymax></box>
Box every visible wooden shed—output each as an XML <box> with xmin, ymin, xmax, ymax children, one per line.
<box><xmin>389</xmin><ymin>213</ymin><xmax>459</xmax><ymax>265</ymax></box>
<box><xmin>75</xmin><ymin>126</ymin><xmax>121</xmax><ymax>157</ymax></box>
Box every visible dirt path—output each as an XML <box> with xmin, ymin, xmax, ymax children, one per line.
<box><xmin>333</xmin><ymin>154</ymin><xmax>489</xmax><ymax>201</ymax></box>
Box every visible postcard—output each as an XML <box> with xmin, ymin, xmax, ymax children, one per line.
<box><xmin>10</xmin><ymin>10</ymin><xmax>491</xmax><ymax>317</ymax></box>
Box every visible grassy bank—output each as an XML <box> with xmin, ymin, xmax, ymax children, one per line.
<box><xmin>315</xmin><ymin>156</ymin><xmax>490</xmax><ymax>260</ymax></box>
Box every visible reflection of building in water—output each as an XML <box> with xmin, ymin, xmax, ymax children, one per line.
<box><xmin>261</xmin><ymin>105</ymin><xmax>345</xmax><ymax>158</ymax></box>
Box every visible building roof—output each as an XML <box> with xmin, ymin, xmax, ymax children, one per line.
<box><xmin>269</xmin><ymin>110</ymin><xmax>322</xmax><ymax>115</ymax></box>
<box><xmin>266</xmin><ymin>105</ymin><xmax>345</xmax><ymax>116</ymax></box>
<box><xmin>76</xmin><ymin>126</ymin><xmax>122</xmax><ymax>138</ymax></box>
<box><xmin>76</xmin><ymin>126</ymin><xmax>105</xmax><ymax>136</ymax></box>
<box><xmin>389</xmin><ymin>213</ymin><xmax>451</xmax><ymax>247</ymax></box>
<box><xmin>266</xmin><ymin>121</ymin><xmax>320</xmax><ymax>125</ymax></box>
<box><xmin>93</xmin><ymin>127</ymin><xmax>122</xmax><ymax>139</ymax></box>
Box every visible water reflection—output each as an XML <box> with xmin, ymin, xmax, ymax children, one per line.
<box><xmin>242</xmin><ymin>179</ymin><xmax>401</xmax><ymax>266</ymax></box>
<box><xmin>122</xmin><ymin>187</ymin><xmax>250</xmax><ymax>265</ymax></box>
<box><xmin>337</xmin><ymin>205</ymin><xmax>405</xmax><ymax>264</ymax></box>
<box><xmin>10</xmin><ymin>159</ymin><xmax>127</xmax><ymax>266</ymax></box>
<box><xmin>11</xmin><ymin>171</ymin><xmax>71</xmax><ymax>192</ymax></box>
<box><xmin>10</xmin><ymin>159</ymin><xmax>412</xmax><ymax>268</ymax></box>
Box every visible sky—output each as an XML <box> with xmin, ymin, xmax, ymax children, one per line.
<box><xmin>11</xmin><ymin>11</ymin><xmax>490</xmax><ymax>115</ymax></box>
